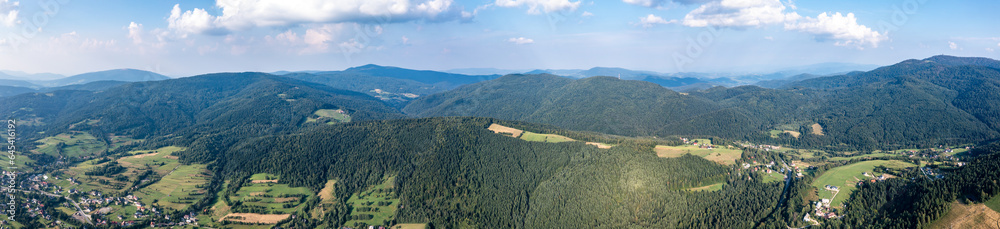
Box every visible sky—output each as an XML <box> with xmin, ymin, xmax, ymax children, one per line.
<box><xmin>0</xmin><ymin>0</ymin><xmax>997</xmax><ymax>77</ymax></box>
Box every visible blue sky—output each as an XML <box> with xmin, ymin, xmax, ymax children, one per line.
<box><xmin>0</xmin><ymin>0</ymin><xmax>997</xmax><ymax>77</ymax></box>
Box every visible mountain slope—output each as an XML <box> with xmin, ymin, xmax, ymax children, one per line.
<box><xmin>285</xmin><ymin>65</ymin><xmax>500</xmax><ymax>107</ymax></box>
<box><xmin>1</xmin><ymin>72</ymin><xmax>404</xmax><ymax>141</ymax></box>
<box><xmin>405</xmin><ymin>74</ymin><xmax>756</xmax><ymax>137</ymax></box>
<box><xmin>39</xmin><ymin>68</ymin><xmax>169</xmax><ymax>87</ymax></box>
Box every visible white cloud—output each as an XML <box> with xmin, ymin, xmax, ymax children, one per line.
<box><xmin>639</xmin><ymin>14</ymin><xmax>677</xmax><ymax>28</ymax></box>
<box><xmin>127</xmin><ymin>22</ymin><xmax>144</xmax><ymax>44</ymax></box>
<box><xmin>683</xmin><ymin>0</ymin><xmax>800</xmax><ymax>28</ymax></box>
<box><xmin>0</xmin><ymin>0</ymin><xmax>19</xmax><ymax>27</ymax></box>
<box><xmin>623</xmin><ymin>0</ymin><xmax>709</xmax><ymax>7</ymax></box>
<box><xmin>679</xmin><ymin>0</ymin><xmax>885</xmax><ymax>48</ymax></box>
<box><xmin>507</xmin><ymin>37</ymin><xmax>534</xmax><ymax>44</ymax></box>
<box><xmin>988</xmin><ymin>48</ymin><xmax>995</xmax><ymax>52</ymax></box>
<box><xmin>401</xmin><ymin>36</ymin><xmax>409</xmax><ymax>44</ymax></box>
<box><xmin>623</xmin><ymin>0</ymin><xmax>665</xmax><ymax>7</ymax></box>
<box><xmin>764</xmin><ymin>36</ymin><xmax>774</xmax><ymax>40</ymax></box>
<box><xmin>495</xmin><ymin>0</ymin><xmax>580</xmax><ymax>14</ymax></box>
<box><xmin>168</xmin><ymin>4</ymin><xmax>225</xmax><ymax>36</ymax></box>
<box><xmin>168</xmin><ymin>0</ymin><xmax>467</xmax><ymax>36</ymax></box>
<box><xmin>581</xmin><ymin>11</ymin><xmax>594</xmax><ymax>17</ymax></box>
<box><xmin>785</xmin><ymin>12</ymin><xmax>886</xmax><ymax>48</ymax></box>
<box><xmin>997</xmin><ymin>42</ymin><xmax>999</xmax><ymax>47</ymax></box>
<box><xmin>949</xmin><ymin>41</ymin><xmax>958</xmax><ymax>50</ymax></box>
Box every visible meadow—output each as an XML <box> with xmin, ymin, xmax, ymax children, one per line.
<box><xmin>812</xmin><ymin>160</ymin><xmax>916</xmax><ymax>208</ymax></box>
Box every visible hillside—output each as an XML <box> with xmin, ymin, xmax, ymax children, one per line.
<box><xmin>285</xmin><ymin>65</ymin><xmax>499</xmax><ymax>107</ymax></box>
<box><xmin>408</xmin><ymin>56</ymin><xmax>1000</xmax><ymax>149</ymax></box>
<box><xmin>1</xmin><ymin>72</ymin><xmax>404</xmax><ymax>142</ymax></box>
<box><xmin>404</xmin><ymin>74</ymin><xmax>756</xmax><ymax>138</ymax></box>
<box><xmin>190</xmin><ymin>117</ymin><xmax>780</xmax><ymax>228</ymax></box>
<box><xmin>37</xmin><ymin>69</ymin><xmax>169</xmax><ymax>87</ymax></box>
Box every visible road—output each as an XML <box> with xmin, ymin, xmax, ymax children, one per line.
<box><xmin>18</xmin><ymin>188</ymin><xmax>92</xmax><ymax>225</ymax></box>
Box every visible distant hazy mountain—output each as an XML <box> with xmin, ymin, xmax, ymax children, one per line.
<box><xmin>2</xmin><ymin>72</ymin><xmax>403</xmax><ymax>140</ymax></box>
<box><xmin>0</xmin><ymin>85</ymin><xmax>36</xmax><ymax>97</ymax></box>
<box><xmin>522</xmin><ymin>69</ymin><xmax>586</xmax><ymax>76</ymax></box>
<box><xmin>0</xmin><ymin>70</ymin><xmax>65</xmax><ymax>81</ymax></box>
<box><xmin>0</xmin><ymin>79</ymin><xmax>40</xmax><ymax>88</ymax></box>
<box><xmin>286</xmin><ymin>64</ymin><xmax>499</xmax><ymax>107</ymax></box>
<box><xmin>38</xmin><ymin>69</ymin><xmax>169</xmax><ymax>87</ymax></box>
<box><xmin>446</xmin><ymin>68</ymin><xmax>529</xmax><ymax>75</ymax></box>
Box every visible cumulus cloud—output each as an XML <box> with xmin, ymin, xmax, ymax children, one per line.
<box><xmin>168</xmin><ymin>0</ymin><xmax>468</xmax><ymax>36</ymax></box>
<box><xmin>678</xmin><ymin>0</ymin><xmax>885</xmax><ymax>48</ymax></box>
<box><xmin>507</xmin><ymin>37</ymin><xmax>534</xmax><ymax>44</ymax></box>
<box><xmin>623</xmin><ymin>0</ymin><xmax>710</xmax><ymax>7</ymax></box>
<box><xmin>581</xmin><ymin>11</ymin><xmax>593</xmax><ymax>17</ymax></box>
<box><xmin>683</xmin><ymin>0</ymin><xmax>800</xmax><ymax>28</ymax></box>
<box><xmin>127</xmin><ymin>22</ymin><xmax>144</xmax><ymax>44</ymax></box>
<box><xmin>639</xmin><ymin>14</ymin><xmax>676</xmax><ymax>28</ymax></box>
<box><xmin>785</xmin><ymin>12</ymin><xmax>886</xmax><ymax>48</ymax></box>
<box><xmin>949</xmin><ymin>41</ymin><xmax>958</xmax><ymax>50</ymax></box>
<box><xmin>495</xmin><ymin>0</ymin><xmax>580</xmax><ymax>14</ymax></box>
<box><xmin>0</xmin><ymin>0</ymin><xmax>19</xmax><ymax>27</ymax></box>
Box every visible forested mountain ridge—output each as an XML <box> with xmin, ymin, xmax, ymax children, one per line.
<box><xmin>406</xmin><ymin>56</ymin><xmax>1000</xmax><ymax>150</ymax></box>
<box><xmin>0</xmin><ymin>72</ymin><xmax>403</xmax><ymax>142</ymax></box>
<box><xmin>403</xmin><ymin>74</ymin><xmax>758</xmax><ymax>138</ymax></box>
<box><xmin>283</xmin><ymin>64</ymin><xmax>500</xmax><ymax>107</ymax></box>
<box><xmin>38</xmin><ymin>68</ymin><xmax>169</xmax><ymax>87</ymax></box>
<box><xmin>182</xmin><ymin>117</ymin><xmax>790</xmax><ymax>228</ymax></box>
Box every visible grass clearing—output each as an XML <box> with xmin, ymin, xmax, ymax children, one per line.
<box><xmin>927</xmin><ymin>202</ymin><xmax>1000</xmax><ymax>229</ymax></box>
<box><xmin>987</xmin><ymin>195</ymin><xmax>1000</xmax><ymax>213</ymax></box>
<box><xmin>810</xmin><ymin>123</ymin><xmax>824</xmax><ymax>136</ymax></box>
<box><xmin>687</xmin><ymin>182</ymin><xmax>724</xmax><ymax>192</ymax></box>
<box><xmin>761</xmin><ymin>171</ymin><xmax>786</xmax><ymax>183</ymax></box>
<box><xmin>488</xmin><ymin>124</ymin><xmax>523</xmax><ymax>138</ymax></box>
<box><xmin>306</xmin><ymin>109</ymin><xmax>351</xmax><ymax>124</ymax></box>
<box><xmin>33</xmin><ymin>131</ymin><xmax>106</xmax><ymax>158</ymax></box>
<box><xmin>319</xmin><ymin>179</ymin><xmax>337</xmax><ymax>202</ymax></box>
<box><xmin>220</xmin><ymin>213</ymin><xmax>291</xmax><ymax>224</ymax></box>
<box><xmin>520</xmin><ymin>131</ymin><xmax>574</xmax><ymax>143</ymax></box>
<box><xmin>391</xmin><ymin>223</ymin><xmax>428</xmax><ymax>229</ymax></box>
<box><xmin>828</xmin><ymin>153</ymin><xmax>897</xmax><ymax>161</ymax></box>
<box><xmin>812</xmin><ymin>160</ymin><xmax>916</xmax><ymax>208</ymax></box>
<box><xmin>230</xmin><ymin>173</ymin><xmax>312</xmax><ymax>215</ymax></box>
<box><xmin>345</xmin><ymin>176</ymin><xmax>399</xmax><ymax>228</ymax></box>
<box><xmin>654</xmin><ymin>145</ymin><xmax>743</xmax><ymax>165</ymax></box>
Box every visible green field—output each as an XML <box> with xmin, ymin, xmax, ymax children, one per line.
<box><xmin>345</xmin><ymin>176</ymin><xmax>400</xmax><ymax>228</ymax></box>
<box><xmin>230</xmin><ymin>173</ymin><xmax>312</xmax><ymax>214</ymax></box>
<box><xmin>986</xmin><ymin>195</ymin><xmax>1000</xmax><ymax>213</ymax></box>
<box><xmin>828</xmin><ymin>153</ymin><xmax>897</xmax><ymax>161</ymax></box>
<box><xmin>812</xmin><ymin>160</ymin><xmax>916</xmax><ymax>208</ymax></box>
<box><xmin>520</xmin><ymin>131</ymin><xmax>575</xmax><ymax>143</ymax></box>
<box><xmin>687</xmin><ymin>182</ymin><xmax>724</xmax><ymax>192</ymax></box>
<box><xmin>654</xmin><ymin>144</ymin><xmax>742</xmax><ymax>165</ymax></box>
<box><xmin>761</xmin><ymin>171</ymin><xmax>786</xmax><ymax>183</ymax></box>
<box><xmin>307</xmin><ymin>109</ymin><xmax>351</xmax><ymax>124</ymax></box>
<box><xmin>34</xmin><ymin>131</ymin><xmax>106</xmax><ymax>158</ymax></box>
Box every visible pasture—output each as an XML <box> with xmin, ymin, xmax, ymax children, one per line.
<box><xmin>687</xmin><ymin>182</ymin><xmax>724</xmax><ymax>192</ymax></box>
<box><xmin>345</xmin><ymin>176</ymin><xmax>400</xmax><ymax>228</ymax></box>
<box><xmin>520</xmin><ymin>131</ymin><xmax>574</xmax><ymax>143</ymax></box>
<box><xmin>927</xmin><ymin>202</ymin><xmax>1000</xmax><ymax>229</ymax></box>
<box><xmin>654</xmin><ymin>144</ymin><xmax>743</xmax><ymax>165</ymax></box>
<box><xmin>307</xmin><ymin>109</ymin><xmax>351</xmax><ymax>124</ymax></box>
<box><xmin>33</xmin><ymin>131</ymin><xmax>106</xmax><ymax>158</ymax></box>
<box><xmin>812</xmin><ymin>160</ymin><xmax>916</xmax><ymax>208</ymax></box>
<box><xmin>986</xmin><ymin>195</ymin><xmax>1000</xmax><ymax>213</ymax></box>
<box><xmin>230</xmin><ymin>173</ymin><xmax>312</xmax><ymax>214</ymax></box>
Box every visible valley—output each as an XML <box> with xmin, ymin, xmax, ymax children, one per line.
<box><xmin>1</xmin><ymin>56</ymin><xmax>1000</xmax><ymax>228</ymax></box>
